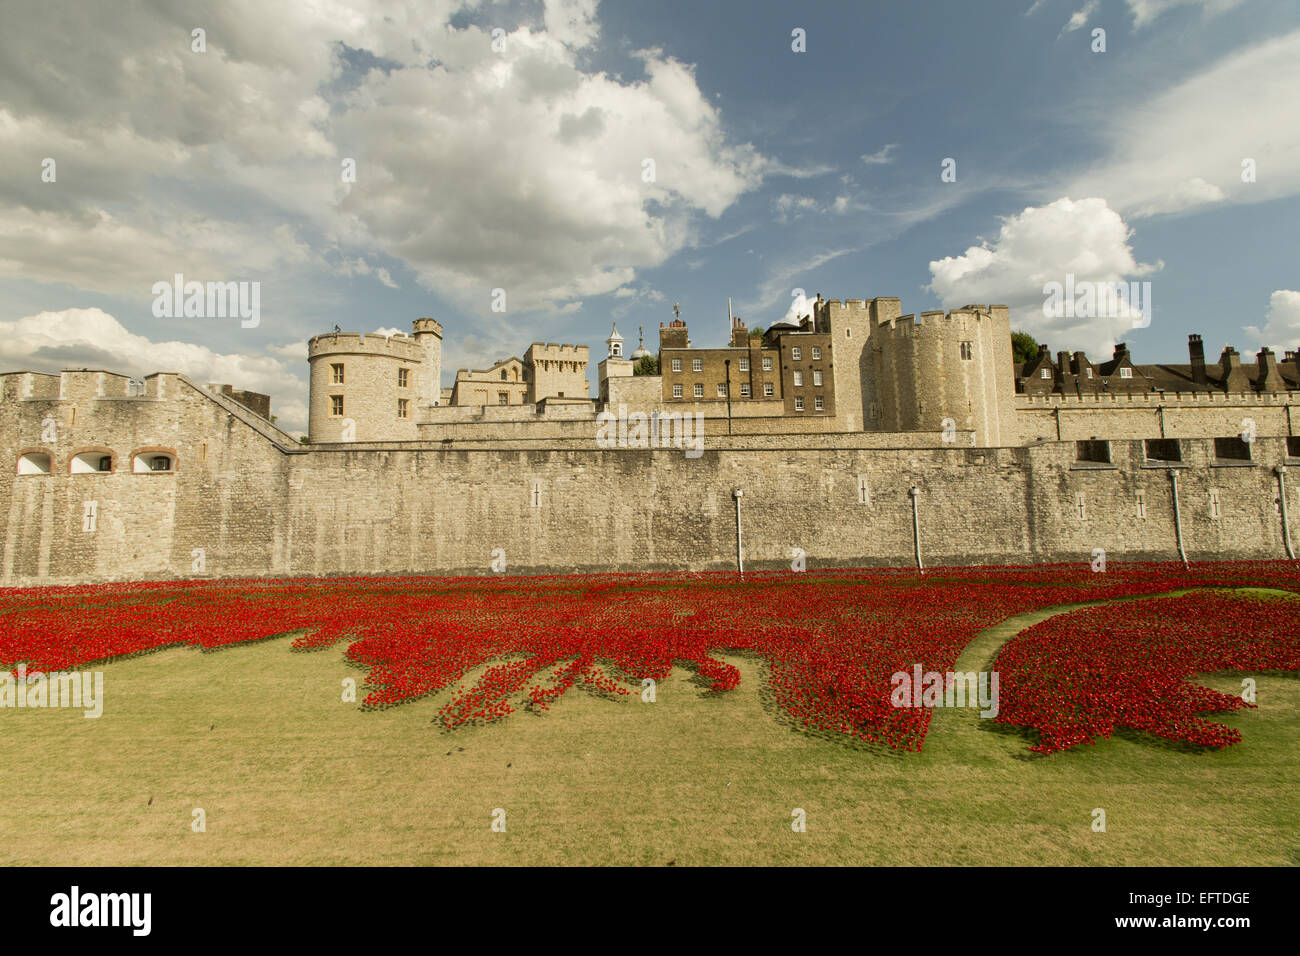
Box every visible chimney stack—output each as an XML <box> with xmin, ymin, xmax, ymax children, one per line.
<box><xmin>730</xmin><ymin>315</ymin><xmax>748</xmax><ymax>348</ymax></box>
<box><xmin>1189</xmin><ymin>334</ymin><xmax>1207</xmax><ymax>385</ymax></box>
<box><xmin>1220</xmin><ymin>346</ymin><xmax>1250</xmax><ymax>393</ymax></box>
<box><xmin>1256</xmin><ymin>347</ymin><xmax>1285</xmax><ymax>393</ymax></box>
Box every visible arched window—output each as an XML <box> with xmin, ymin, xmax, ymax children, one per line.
<box><xmin>70</xmin><ymin>450</ymin><xmax>114</xmax><ymax>474</ymax></box>
<box><xmin>16</xmin><ymin>451</ymin><xmax>51</xmax><ymax>475</ymax></box>
<box><xmin>131</xmin><ymin>448</ymin><xmax>178</xmax><ymax>473</ymax></box>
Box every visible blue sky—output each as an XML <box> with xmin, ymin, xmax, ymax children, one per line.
<box><xmin>1</xmin><ymin>0</ymin><xmax>1297</xmax><ymax>432</ymax></box>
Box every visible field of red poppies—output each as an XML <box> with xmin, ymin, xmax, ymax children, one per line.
<box><xmin>993</xmin><ymin>589</ymin><xmax>1300</xmax><ymax>754</ymax></box>
<box><xmin>3</xmin><ymin>561</ymin><xmax>1298</xmax><ymax>754</ymax></box>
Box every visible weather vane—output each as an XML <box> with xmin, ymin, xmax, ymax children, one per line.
<box><xmin>673</xmin><ymin>301</ymin><xmax>680</xmax><ymax>320</ymax></box>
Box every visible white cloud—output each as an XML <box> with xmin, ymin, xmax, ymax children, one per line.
<box><xmin>340</xmin><ymin>257</ymin><xmax>399</xmax><ymax>289</ymax></box>
<box><xmin>738</xmin><ymin>246</ymin><xmax>860</xmax><ymax>323</ymax></box>
<box><xmin>0</xmin><ymin>0</ymin><xmax>767</xmax><ymax>314</ymax></box>
<box><xmin>927</xmin><ymin>197</ymin><xmax>1160</xmax><ymax>355</ymax></box>
<box><xmin>860</xmin><ymin>143</ymin><xmax>899</xmax><ymax>165</ymax></box>
<box><xmin>1244</xmin><ymin>290</ymin><xmax>1300</xmax><ymax>351</ymax></box>
<box><xmin>1125</xmin><ymin>0</ymin><xmax>1245</xmax><ymax>28</ymax></box>
<box><xmin>543</xmin><ymin>0</ymin><xmax>601</xmax><ymax>49</ymax></box>
<box><xmin>1063</xmin><ymin>30</ymin><xmax>1300</xmax><ymax>218</ymax></box>
<box><xmin>773</xmin><ymin>194</ymin><xmax>821</xmax><ymax>223</ymax></box>
<box><xmin>0</xmin><ymin>307</ymin><xmax>309</xmax><ymax>431</ymax></box>
<box><xmin>1060</xmin><ymin>1</ymin><xmax>1099</xmax><ymax>35</ymax></box>
<box><xmin>267</xmin><ymin>340</ymin><xmax>308</xmax><ymax>361</ymax></box>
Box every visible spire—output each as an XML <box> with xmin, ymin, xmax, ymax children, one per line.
<box><xmin>631</xmin><ymin>323</ymin><xmax>650</xmax><ymax>361</ymax></box>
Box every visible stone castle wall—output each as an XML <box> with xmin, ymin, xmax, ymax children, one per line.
<box><xmin>1015</xmin><ymin>391</ymin><xmax>1297</xmax><ymax>442</ymax></box>
<box><xmin>3</xmin><ymin>371</ymin><xmax>1297</xmax><ymax>586</ymax></box>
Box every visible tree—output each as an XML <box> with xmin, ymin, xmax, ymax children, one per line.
<box><xmin>749</xmin><ymin>326</ymin><xmax>764</xmax><ymax>342</ymax></box>
<box><xmin>1011</xmin><ymin>330</ymin><xmax>1039</xmax><ymax>364</ymax></box>
<box><xmin>632</xmin><ymin>354</ymin><xmax>660</xmax><ymax>376</ymax></box>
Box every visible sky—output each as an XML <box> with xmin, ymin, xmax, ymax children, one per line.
<box><xmin>1</xmin><ymin>0</ymin><xmax>1298</xmax><ymax>434</ymax></box>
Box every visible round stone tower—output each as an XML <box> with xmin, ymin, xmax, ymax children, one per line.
<box><xmin>307</xmin><ymin>318</ymin><xmax>442</xmax><ymax>442</ymax></box>
<box><xmin>873</xmin><ymin>305</ymin><xmax>1014</xmax><ymax>446</ymax></box>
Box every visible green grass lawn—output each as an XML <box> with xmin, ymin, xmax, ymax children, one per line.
<box><xmin>2</xmin><ymin>595</ymin><xmax>1297</xmax><ymax>866</ymax></box>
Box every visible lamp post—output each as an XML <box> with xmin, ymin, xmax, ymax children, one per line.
<box><xmin>909</xmin><ymin>486</ymin><xmax>923</xmax><ymax>574</ymax></box>
<box><xmin>1169</xmin><ymin>468</ymin><xmax>1188</xmax><ymax>567</ymax></box>
<box><xmin>1276</xmin><ymin>465</ymin><xmax>1295</xmax><ymax>560</ymax></box>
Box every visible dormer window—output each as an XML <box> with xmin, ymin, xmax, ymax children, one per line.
<box><xmin>1040</xmin><ymin>368</ymin><xmax>1051</xmax><ymax>379</ymax></box>
<box><xmin>1085</xmin><ymin>368</ymin><xmax>1093</xmax><ymax>378</ymax></box>
<box><xmin>1119</xmin><ymin>367</ymin><xmax>1132</xmax><ymax>379</ymax></box>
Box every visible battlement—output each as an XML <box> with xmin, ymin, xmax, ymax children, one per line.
<box><xmin>307</xmin><ymin>330</ymin><xmax>428</xmax><ymax>361</ymax></box>
<box><xmin>880</xmin><ymin>304</ymin><xmax>1010</xmax><ymax>331</ymax></box>
<box><xmin>2</xmin><ymin>369</ymin><xmax>173</xmax><ymax>401</ymax></box>
<box><xmin>1018</xmin><ymin>389</ymin><xmax>1295</xmax><ymax>407</ymax></box>
<box><xmin>525</xmin><ymin>343</ymin><xmax>589</xmax><ymax>361</ymax></box>
<box><xmin>412</xmin><ymin>317</ymin><xmax>443</xmax><ymax>338</ymax></box>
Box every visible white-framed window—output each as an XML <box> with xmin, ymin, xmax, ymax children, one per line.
<box><xmin>740</xmin><ymin>383</ymin><xmax>751</xmax><ymax>397</ymax></box>
<box><xmin>764</xmin><ymin>382</ymin><xmax>774</xmax><ymax>397</ymax></box>
<box><xmin>794</xmin><ymin>397</ymin><xmax>804</xmax><ymax>411</ymax></box>
<box><xmin>1085</xmin><ymin>367</ymin><xmax>1093</xmax><ymax>378</ymax></box>
<box><xmin>672</xmin><ymin>384</ymin><xmax>683</xmax><ymax>398</ymax></box>
<box><xmin>694</xmin><ymin>383</ymin><xmax>703</xmax><ymax>397</ymax></box>
<box><xmin>793</xmin><ymin>371</ymin><xmax>803</xmax><ymax>386</ymax></box>
<box><xmin>671</xmin><ymin>358</ymin><xmax>682</xmax><ymax>372</ymax></box>
<box><xmin>762</xmin><ymin>356</ymin><xmax>773</xmax><ymax>371</ymax></box>
<box><xmin>717</xmin><ymin>383</ymin><xmax>727</xmax><ymax>397</ymax></box>
<box><xmin>1040</xmin><ymin>368</ymin><xmax>1051</xmax><ymax>379</ymax></box>
<box><xmin>692</xmin><ymin>358</ymin><xmax>703</xmax><ymax>372</ymax></box>
<box><xmin>813</xmin><ymin>370</ymin><xmax>822</xmax><ymax>386</ymax></box>
<box><xmin>815</xmin><ymin>396</ymin><xmax>824</xmax><ymax>411</ymax></box>
<box><xmin>791</xmin><ymin>347</ymin><xmax>801</xmax><ymax>361</ymax></box>
<box><xmin>1119</xmin><ymin>367</ymin><xmax>1133</xmax><ymax>379</ymax></box>
<box><xmin>739</xmin><ymin>357</ymin><xmax>749</xmax><ymax>371</ymax></box>
<box><xmin>960</xmin><ymin>341</ymin><xmax>973</xmax><ymax>361</ymax></box>
<box><xmin>812</xmin><ymin>347</ymin><xmax>821</xmax><ymax>360</ymax></box>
